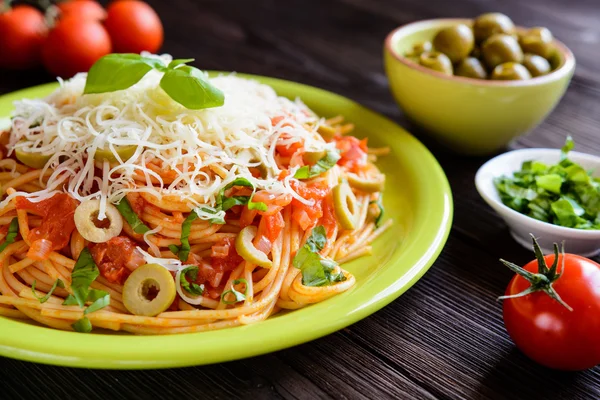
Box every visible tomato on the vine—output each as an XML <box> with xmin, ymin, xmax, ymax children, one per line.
<box><xmin>104</xmin><ymin>0</ymin><xmax>163</xmax><ymax>53</ymax></box>
<box><xmin>42</xmin><ymin>16</ymin><xmax>111</xmax><ymax>78</ymax></box>
<box><xmin>500</xmin><ymin>237</ymin><xmax>600</xmax><ymax>371</ymax></box>
<box><xmin>0</xmin><ymin>5</ymin><xmax>47</xmax><ymax>69</ymax></box>
<box><xmin>57</xmin><ymin>0</ymin><xmax>107</xmax><ymax>21</ymax></box>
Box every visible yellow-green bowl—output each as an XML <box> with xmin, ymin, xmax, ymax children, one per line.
<box><xmin>384</xmin><ymin>18</ymin><xmax>576</xmax><ymax>156</ymax></box>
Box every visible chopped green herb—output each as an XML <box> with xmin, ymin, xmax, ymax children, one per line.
<box><xmin>494</xmin><ymin>137</ymin><xmax>600</xmax><ymax>229</ymax></box>
<box><xmin>369</xmin><ymin>194</ymin><xmax>385</xmax><ymax>227</ymax></box>
<box><xmin>115</xmin><ymin>197</ymin><xmax>151</xmax><ymax>234</ymax></box>
<box><xmin>294</xmin><ymin>151</ymin><xmax>341</xmax><ymax>179</ymax></box>
<box><xmin>71</xmin><ymin>317</ymin><xmax>92</xmax><ymax>333</ymax></box>
<box><xmin>292</xmin><ymin>226</ymin><xmax>346</xmax><ymax>287</ymax></box>
<box><xmin>179</xmin><ymin>266</ymin><xmax>205</xmax><ymax>295</ymax></box>
<box><xmin>0</xmin><ymin>218</ymin><xmax>19</xmax><ymax>253</ymax></box>
<box><xmin>62</xmin><ymin>248</ymin><xmax>110</xmax><ymax>333</ymax></box>
<box><xmin>169</xmin><ymin>210</ymin><xmax>198</xmax><ymax>261</ymax></box>
<box><xmin>221</xmin><ymin>278</ymin><xmax>248</xmax><ymax>304</ymax></box>
<box><xmin>32</xmin><ymin>279</ymin><xmax>65</xmax><ymax>304</ymax></box>
<box><xmin>84</xmin><ymin>54</ymin><xmax>224</xmax><ymax>110</ymax></box>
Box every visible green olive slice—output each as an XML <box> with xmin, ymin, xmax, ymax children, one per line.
<box><xmin>347</xmin><ymin>173</ymin><xmax>385</xmax><ymax>193</ymax></box>
<box><xmin>235</xmin><ymin>225</ymin><xmax>273</xmax><ymax>268</ymax></box>
<box><xmin>122</xmin><ymin>264</ymin><xmax>176</xmax><ymax>317</ymax></box>
<box><xmin>333</xmin><ymin>182</ymin><xmax>358</xmax><ymax>230</ymax></box>
<box><xmin>317</xmin><ymin>125</ymin><xmax>337</xmax><ymax>140</ymax></box>
<box><xmin>15</xmin><ymin>149</ymin><xmax>51</xmax><ymax>169</ymax></box>
<box><xmin>94</xmin><ymin>145</ymin><xmax>137</xmax><ymax>163</ymax></box>
<box><xmin>303</xmin><ymin>150</ymin><xmax>326</xmax><ymax>165</ymax></box>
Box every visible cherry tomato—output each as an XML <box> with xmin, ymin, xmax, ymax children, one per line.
<box><xmin>0</xmin><ymin>5</ymin><xmax>47</xmax><ymax>69</ymax></box>
<box><xmin>104</xmin><ymin>0</ymin><xmax>163</xmax><ymax>53</ymax></box>
<box><xmin>42</xmin><ymin>17</ymin><xmax>111</xmax><ymax>78</ymax></box>
<box><xmin>501</xmin><ymin>241</ymin><xmax>600</xmax><ymax>370</ymax></box>
<box><xmin>57</xmin><ymin>0</ymin><xmax>107</xmax><ymax>21</ymax></box>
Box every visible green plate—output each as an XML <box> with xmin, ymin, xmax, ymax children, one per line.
<box><xmin>0</xmin><ymin>75</ymin><xmax>453</xmax><ymax>369</ymax></box>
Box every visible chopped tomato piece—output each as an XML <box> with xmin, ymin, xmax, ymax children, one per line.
<box><xmin>16</xmin><ymin>193</ymin><xmax>78</xmax><ymax>254</ymax></box>
<box><xmin>290</xmin><ymin>180</ymin><xmax>329</xmax><ymax>229</ymax></box>
<box><xmin>240</xmin><ymin>207</ymin><xmax>258</xmax><ymax>228</ymax></box>
<box><xmin>210</xmin><ymin>237</ymin><xmax>243</xmax><ymax>281</ymax></box>
<box><xmin>335</xmin><ymin>136</ymin><xmax>368</xmax><ymax>172</ymax></box>
<box><xmin>276</xmin><ymin>133</ymin><xmax>304</xmax><ymax>157</ymax></box>
<box><xmin>257</xmin><ymin>212</ymin><xmax>285</xmax><ymax>243</ymax></box>
<box><xmin>126</xmin><ymin>192</ymin><xmax>147</xmax><ymax>217</ymax></box>
<box><xmin>320</xmin><ymin>194</ymin><xmax>337</xmax><ymax>238</ymax></box>
<box><xmin>89</xmin><ymin>236</ymin><xmax>139</xmax><ymax>284</ymax></box>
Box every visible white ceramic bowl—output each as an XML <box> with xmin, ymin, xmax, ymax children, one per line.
<box><xmin>475</xmin><ymin>148</ymin><xmax>600</xmax><ymax>257</ymax></box>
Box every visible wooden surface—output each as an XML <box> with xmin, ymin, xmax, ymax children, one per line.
<box><xmin>1</xmin><ymin>0</ymin><xmax>600</xmax><ymax>398</ymax></box>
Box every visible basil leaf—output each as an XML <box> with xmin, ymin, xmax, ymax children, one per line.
<box><xmin>180</xmin><ymin>266</ymin><xmax>205</xmax><ymax>295</ymax></box>
<box><xmin>370</xmin><ymin>195</ymin><xmax>385</xmax><ymax>227</ymax></box>
<box><xmin>115</xmin><ymin>197</ymin><xmax>151</xmax><ymax>234</ymax></box>
<box><xmin>0</xmin><ymin>217</ymin><xmax>19</xmax><ymax>253</ymax></box>
<box><xmin>221</xmin><ymin>278</ymin><xmax>248</xmax><ymax>304</ymax></box>
<box><xmin>215</xmin><ymin>177</ymin><xmax>267</xmax><ymax>214</ymax></box>
<box><xmin>305</xmin><ymin>225</ymin><xmax>327</xmax><ymax>253</ymax></box>
<box><xmin>65</xmin><ymin>248</ymin><xmax>100</xmax><ymax>308</ymax></box>
<box><xmin>160</xmin><ymin>65</ymin><xmax>225</xmax><ymax>110</ymax></box>
<box><xmin>84</xmin><ymin>54</ymin><xmax>164</xmax><ymax>94</ymax></box>
<box><xmin>168</xmin><ymin>58</ymin><xmax>194</xmax><ymax>69</ymax></box>
<box><xmin>294</xmin><ymin>151</ymin><xmax>341</xmax><ymax>179</ymax></box>
<box><xmin>71</xmin><ymin>317</ymin><xmax>92</xmax><ymax>333</ymax></box>
<box><xmin>84</xmin><ymin>291</ymin><xmax>110</xmax><ymax>315</ymax></box>
<box><xmin>292</xmin><ymin>225</ymin><xmax>345</xmax><ymax>287</ymax></box>
<box><xmin>170</xmin><ymin>211</ymin><xmax>198</xmax><ymax>261</ymax></box>
<box><xmin>32</xmin><ymin>278</ymin><xmax>65</xmax><ymax>304</ymax></box>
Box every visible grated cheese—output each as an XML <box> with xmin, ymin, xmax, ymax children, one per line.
<box><xmin>4</xmin><ymin>53</ymin><xmax>337</xmax><ymax>212</ymax></box>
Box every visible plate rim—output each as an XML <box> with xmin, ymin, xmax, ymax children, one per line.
<box><xmin>0</xmin><ymin>74</ymin><xmax>453</xmax><ymax>369</ymax></box>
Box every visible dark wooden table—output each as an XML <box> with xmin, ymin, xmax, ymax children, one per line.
<box><xmin>1</xmin><ymin>0</ymin><xmax>600</xmax><ymax>398</ymax></box>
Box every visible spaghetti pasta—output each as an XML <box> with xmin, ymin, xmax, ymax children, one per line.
<box><xmin>0</xmin><ymin>55</ymin><xmax>390</xmax><ymax>334</ymax></box>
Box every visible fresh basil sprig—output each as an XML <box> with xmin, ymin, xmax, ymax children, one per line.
<box><xmin>32</xmin><ymin>278</ymin><xmax>65</xmax><ymax>304</ymax></box>
<box><xmin>179</xmin><ymin>266</ymin><xmax>205</xmax><ymax>295</ymax></box>
<box><xmin>115</xmin><ymin>197</ymin><xmax>151</xmax><ymax>234</ymax></box>
<box><xmin>292</xmin><ymin>226</ymin><xmax>346</xmax><ymax>287</ymax></box>
<box><xmin>294</xmin><ymin>151</ymin><xmax>341</xmax><ymax>179</ymax></box>
<box><xmin>0</xmin><ymin>218</ymin><xmax>19</xmax><ymax>253</ymax></box>
<box><xmin>83</xmin><ymin>54</ymin><xmax>225</xmax><ymax>110</ymax></box>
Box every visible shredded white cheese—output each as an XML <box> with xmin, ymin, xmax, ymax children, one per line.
<box><xmin>5</xmin><ymin>53</ymin><xmax>336</xmax><ymax>210</ymax></box>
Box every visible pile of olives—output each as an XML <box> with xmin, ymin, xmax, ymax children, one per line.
<box><xmin>405</xmin><ymin>13</ymin><xmax>556</xmax><ymax>81</ymax></box>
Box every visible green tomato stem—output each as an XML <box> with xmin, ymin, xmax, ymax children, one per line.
<box><xmin>497</xmin><ymin>234</ymin><xmax>573</xmax><ymax>311</ymax></box>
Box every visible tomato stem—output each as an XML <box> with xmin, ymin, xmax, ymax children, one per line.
<box><xmin>498</xmin><ymin>235</ymin><xmax>573</xmax><ymax>311</ymax></box>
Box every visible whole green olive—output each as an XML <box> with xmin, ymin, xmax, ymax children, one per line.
<box><xmin>419</xmin><ymin>51</ymin><xmax>453</xmax><ymax>75</ymax></box>
<box><xmin>491</xmin><ymin>62</ymin><xmax>532</xmax><ymax>80</ymax></box>
<box><xmin>519</xmin><ymin>27</ymin><xmax>554</xmax><ymax>59</ymax></box>
<box><xmin>455</xmin><ymin>57</ymin><xmax>488</xmax><ymax>79</ymax></box>
<box><xmin>522</xmin><ymin>53</ymin><xmax>551</xmax><ymax>77</ymax></box>
<box><xmin>406</xmin><ymin>41</ymin><xmax>433</xmax><ymax>57</ymax></box>
<box><xmin>473</xmin><ymin>13</ymin><xmax>515</xmax><ymax>43</ymax></box>
<box><xmin>482</xmin><ymin>34</ymin><xmax>523</xmax><ymax>69</ymax></box>
<box><xmin>432</xmin><ymin>24</ymin><xmax>475</xmax><ymax>63</ymax></box>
